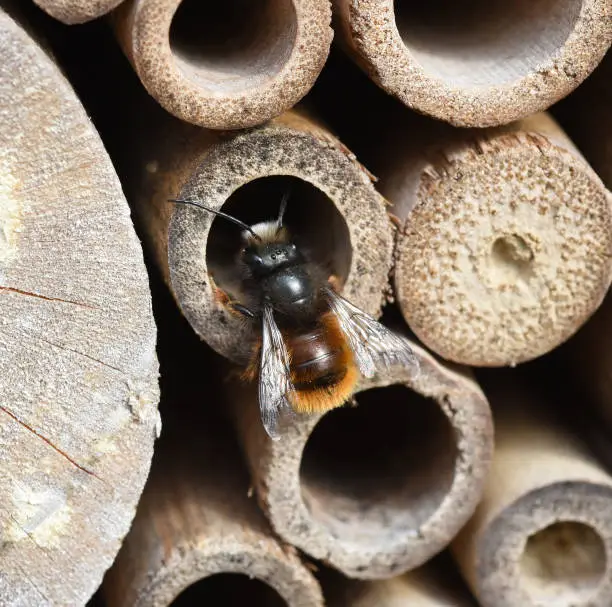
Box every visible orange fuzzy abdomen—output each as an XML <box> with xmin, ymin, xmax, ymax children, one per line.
<box><xmin>285</xmin><ymin>312</ymin><xmax>358</xmax><ymax>414</ymax></box>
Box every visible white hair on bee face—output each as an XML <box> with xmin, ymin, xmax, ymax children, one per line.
<box><xmin>242</xmin><ymin>221</ymin><xmax>289</xmax><ymax>244</ymax></box>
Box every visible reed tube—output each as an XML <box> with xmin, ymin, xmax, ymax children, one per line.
<box><xmin>103</xmin><ymin>400</ymin><xmax>323</xmax><ymax>607</ymax></box>
<box><xmin>32</xmin><ymin>0</ymin><xmax>125</xmax><ymax>23</ymax></box>
<box><xmin>384</xmin><ymin>112</ymin><xmax>612</xmax><ymax>367</ymax></box>
<box><xmin>129</xmin><ymin>107</ymin><xmax>395</xmax><ymax>364</ymax></box>
<box><xmin>229</xmin><ymin>340</ymin><xmax>493</xmax><ymax>579</ymax></box>
<box><xmin>452</xmin><ymin>372</ymin><xmax>612</xmax><ymax>607</ymax></box>
<box><xmin>0</xmin><ymin>6</ymin><xmax>159</xmax><ymax>605</ymax></box>
<box><xmin>331</xmin><ymin>0</ymin><xmax>611</xmax><ymax>127</ymax></box>
<box><xmin>112</xmin><ymin>0</ymin><xmax>333</xmax><ymax>129</ymax></box>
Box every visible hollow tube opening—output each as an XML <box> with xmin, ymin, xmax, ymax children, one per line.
<box><xmin>299</xmin><ymin>385</ymin><xmax>457</xmax><ymax>547</ymax></box>
<box><xmin>206</xmin><ymin>175</ymin><xmax>353</xmax><ymax>306</ymax></box>
<box><xmin>394</xmin><ymin>0</ymin><xmax>581</xmax><ymax>88</ymax></box>
<box><xmin>520</xmin><ymin>521</ymin><xmax>607</xmax><ymax>604</ymax></box>
<box><xmin>171</xmin><ymin>573</ymin><xmax>286</xmax><ymax>606</ymax></box>
<box><xmin>170</xmin><ymin>0</ymin><xmax>297</xmax><ymax>94</ymax></box>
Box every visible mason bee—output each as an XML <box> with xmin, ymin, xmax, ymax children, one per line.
<box><xmin>170</xmin><ymin>193</ymin><xmax>419</xmax><ymax>439</ymax></box>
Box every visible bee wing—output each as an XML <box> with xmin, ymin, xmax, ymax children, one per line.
<box><xmin>258</xmin><ymin>304</ymin><xmax>295</xmax><ymax>440</ymax></box>
<box><xmin>324</xmin><ymin>287</ymin><xmax>420</xmax><ymax>379</ymax></box>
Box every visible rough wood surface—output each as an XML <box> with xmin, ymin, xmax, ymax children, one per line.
<box><xmin>32</xmin><ymin>0</ymin><xmax>125</xmax><ymax>24</ymax></box>
<box><xmin>0</xmin><ymin>7</ymin><xmax>159</xmax><ymax>605</ymax></box>
<box><xmin>229</xmin><ymin>339</ymin><xmax>493</xmax><ymax>579</ymax></box>
<box><xmin>130</xmin><ymin>107</ymin><xmax>395</xmax><ymax>364</ymax></box>
<box><xmin>112</xmin><ymin>0</ymin><xmax>333</xmax><ymax>129</ymax></box>
<box><xmin>103</xmin><ymin>349</ymin><xmax>323</xmax><ymax>607</ymax></box>
<box><xmin>452</xmin><ymin>372</ymin><xmax>612</xmax><ymax>607</ymax></box>
<box><xmin>384</xmin><ymin>112</ymin><xmax>612</xmax><ymax>367</ymax></box>
<box><xmin>331</xmin><ymin>0</ymin><xmax>611</xmax><ymax>127</ymax></box>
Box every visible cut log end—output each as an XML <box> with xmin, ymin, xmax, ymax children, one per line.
<box><xmin>32</xmin><ymin>0</ymin><xmax>125</xmax><ymax>24</ymax></box>
<box><xmin>333</xmin><ymin>0</ymin><xmax>612</xmax><ymax>126</ymax></box>
<box><xmin>113</xmin><ymin>0</ymin><xmax>333</xmax><ymax>129</ymax></box>
<box><xmin>395</xmin><ymin>123</ymin><xmax>612</xmax><ymax>367</ymax></box>
<box><xmin>231</xmin><ymin>342</ymin><xmax>493</xmax><ymax>579</ymax></box>
<box><xmin>0</xmin><ymin>6</ymin><xmax>159</xmax><ymax>605</ymax></box>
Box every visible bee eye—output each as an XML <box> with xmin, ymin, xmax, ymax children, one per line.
<box><xmin>271</xmin><ymin>253</ymin><xmax>277</xmax><ymax>260</ymax></box>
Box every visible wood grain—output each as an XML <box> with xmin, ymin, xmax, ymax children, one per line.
<box><xmin>0</xmin><ymin>6</ymin><xmax>159</xmax><ymax>605</ymax></box>
<box><xmin>452</xmin><ymin>372</ymin><xmax>612</xmax><ymax>607</ymax></box>
<box><xmin>331</xmin><ymin>0</ymin><xmax>611</xmax><ymax>127</ymax></box>
<box><xmin>111</xmin><ymin>0</ymin><xmax>333</xmax><ymax>129</ymax></box>
<box><xmin>228</xmin><ymin>339</ymin><xmax>493</xmax><ymax>578</ymax></box>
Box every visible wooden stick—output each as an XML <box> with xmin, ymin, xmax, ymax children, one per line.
<box><xmin>0</xmin><ymin>5</ymin><xmax>159</xmax><ymax>605</ymax></box>
<box><xmin>452</xmin><ymin>371</ymin><xmax>612</xmax><ymax>607</ymax></box>
<box><xmin>331</xmin><ymin>0</ymin><xmax>612</xmax><ymax>127</ymax></box>
<box><xmin>111</xmin><ymin>0</ymin><xmax>333</xmax><ymax>130</ymax></box>
<box><xmin>102</xmin><ymin>352</ymin><xmax>323</xmax><ymax>607</ymax></box>
<box><xmin>128</xmin><ymin>107</ymin><xmax>395</xmax><ymax>364</ymax></box>
<box><xmin>323</xmin><ymin>555</ymin><xmax>478</xmax><ymax>606</ymax></box>
<box><xmin>383</xmin><ymin>111</ymin><xmax>612</xmax><ymax>367</ymax></box>
<box><xmin>228</xmin><ymin>339</ymin><xmax>493</xmax><ymax>579</ymax></box>
<box><xmin>32</xmin><ymin>0</ymin><xmax>125</xmax><ymax>24</ymax></box>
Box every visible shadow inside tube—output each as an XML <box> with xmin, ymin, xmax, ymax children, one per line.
<box><xmin>300</xmin><ymin>385</ymin><xmax>457</xmax><ymax>546</ymax></box>
<box><xmin>170</xmin><ymin>0</ymin><xmax>297</xmax><ymax>93</ymax></box>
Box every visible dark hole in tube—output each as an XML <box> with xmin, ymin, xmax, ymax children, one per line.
<box><xmin>300</xmin><ymin>385</ymin><xmax>457</xmax><ymax>547</ymax></box>
<box><xmin>395</xmin><ymin>0</ymin><xmax>581</xmax><ymax>88</ymax></box>
<box><xmin>170</xmin><ymin>0</ymin><xmax>297</xmax><ymax>94</ymax></box>
<box><xmin>206</xmin><ymin>176</ymin><xmax>352</xmax><ymax>304</ymax></box>
<box><xmin>171</xmin><ymin>573</ymin><xmax>286</xmax><ymax>607</ymax></box>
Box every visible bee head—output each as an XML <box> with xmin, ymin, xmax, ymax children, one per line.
<box><xmin>242</xmin><ymin>240</ymin><xmax>301</xmax><ymax>276</ymax></box>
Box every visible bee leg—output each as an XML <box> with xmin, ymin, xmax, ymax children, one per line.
<box><xmin>230</xmin><ymin>302</ymin><xmax>256</xmax><ymax>319</ymax></box>
<box><xmin>210</xmin><ymin>277</ymin><xmax>256</xmax><ymax>319</ymax></box>
<box><xmin>327</xmin><ymin>274</ymin><xmax>342</xmax><ymax>292</ymax></box>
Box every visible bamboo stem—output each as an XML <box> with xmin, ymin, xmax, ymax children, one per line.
<box><xmin>111</xmin><ymin>0</ymin><xmax>333</xmax><ymax>129</ymax></box>
<box><xmin>128</xmin><ymin>107</ymin><xmax>395</xmax><ymax>364</ymax></box>
<box><xmin>0</xmin><ymin>5</ymin><xmax>159</xmax><ymax>605</ymax></box>
<box><xmin>103</xmin><ymin>392</ymin><xmax>323</xmax><ymax>607</ymax></box>
<box><xmin>229</xmin><ymin>340</ymin><xmax>493</xmax><ymax>579</ymax></box>
<box><xmin>331</xmin><ymin>0</ymin><xmax>611</xmax><ymax>127</ymax></box>
<box><xmin>382</xmin><ymin>111</ymin><xmax>612</xmax><ymax>367</ymax></box>
<box><xmin>33</xmin><ymin>0</ymin><xmax>125</xmax><ymax>24</ymax></box>
<box><xmin>452</xmin><ymin>371</ymin><xmax>612</xmax><ymax>607</ymax></box>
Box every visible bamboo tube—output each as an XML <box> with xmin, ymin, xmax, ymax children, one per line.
<box><xmin>323</xmin><ymin>555</ymin><xmax>477</xmax><ymax>606</ymax></box>
<box><xmin>128</xmin><ymin>106</ymin><xmax>395</xmax><ymax>364</ymax></box>
<box><xmin>228</xmin><ymin>338</ymin><xmax>493</xmax><ymax>579</ymax></box>
<box><xmin>383</xmin><ymin>111</ymin><xmax>612</xmax><ymax>367</ymax></box>
<box><xmin>103</xmin><ymin>317</ymin><xmax>323</xmax><ymax>607</ymax></box>
<box><xmin>331</xmin><ymin>0</ymin><xmax>612</xmax><ymax>128</ymax></box>
<box><xmin>111</xmin><ymin>0</ymin><xmax>333</xmax><ymax>130</ymax></box>
<box><xmin>452</xmin><ymin>371</ymin><xmax>612</xmax><ymax>607</ymax></box>
<box><xmin>0</xmin><ymin>5</ymin><xmax>159</xmax><ymax>606</ymax></box>
<box><xmin>32</xmin><ymin>0</ymin><xmax>125</xmax><ymax>24</ymax></box>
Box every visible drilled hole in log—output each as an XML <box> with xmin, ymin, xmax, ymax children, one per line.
<box><xmin>520</xmin><ymin>521</ymin><xmax>607</xmax><ymax>604</ymax></box>
<box><xmin>395</xmin><ymin>0</ymin><xmax>581</xmax><ymax>87</ymax></box>
<box><xmin>170</xmin><ymin>573</ymin><xmax>286</xmax><ymax>606</ymax></box>
<box><xmin>299</xmin><ymin>386</ymin><xmax>457</xmax><ymax>547</ymax></box>
<box><xmin>206</xmin><ymin>175</ymin><xmax>352</xmax><ymax>302</ymax></box>
<box><xmin>170</xmin><ymin>0</ymin><xmax>297</xmax><ymax>94</ymax></box>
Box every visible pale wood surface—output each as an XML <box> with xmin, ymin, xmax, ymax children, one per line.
<box><xmin>383</xmin><ymin>112</ymin><xmax>612</xmax><ymax>367</ymax></box>
<box><xmin>332</xmin><ymin>0</ymin><xmax>611</xmax><ymax>127</ymax></box>
<box><xmin>0</xmin><ymin>7</ymin><xmax>159</xmax><ymax>604</ymax></box>
<box><xmin>452</xmin><ymin>373</ymin><xmax>612</xmax><ymax>607</ymax></box>
<box><xmin>229</xmin><ymin>339</ymin><xmax>493</xmax><ymax>578</ymax></box>
<box><xmin>32</xmin><ymin>0</ymin><xmax>124</xmax><ymax>24</ymax></box>
<box><xmin>112</xmin><ymin>0</ymin><xmax>333</xmax><ymax>129</ymax></box>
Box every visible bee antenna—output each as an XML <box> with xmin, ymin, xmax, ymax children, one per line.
<box><xmin>277</xmin><ymin>188</ymin><xmax>290</xmax><ymax>230</ymax></box>
<box><xmin>168</xmin><ymin>198</ymin><xmax>262</xmax><ymax>241</ymax></box>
